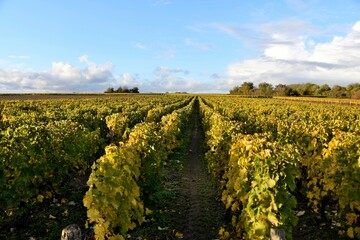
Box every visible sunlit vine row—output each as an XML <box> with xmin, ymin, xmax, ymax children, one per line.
<box><xmin>202</xmin><ymin>95</ymin><xmax>360</xmax><ymax>239</ymax></box>
<box><xmin>199</xmin><ymin>97</ymin><xmax>299</xmax><ymax>239</ymax></box>
<box><xmin>83</xmin><ymin>97</ymin><xmax>195</xmax><ymax>239</ymax></box>
<box><xmin>0</xmin><ymin>95</ymin><xmax>191</xmax><ymax>218</ymax></box>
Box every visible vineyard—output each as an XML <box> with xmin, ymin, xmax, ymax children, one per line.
<box><xmin>0</xmin><ymin>94</ymin><xmax>359</xmax><ymax>239</ymax></box>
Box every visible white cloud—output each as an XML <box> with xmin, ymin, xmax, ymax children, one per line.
<box><xmin>155</xmin><ymin>66</ymin><xmax>189</xmax><ymax>76</ymax></box>
<box><xmin>156</xmin><ymin>48</ymin><xmax>177</xmax><ymax>59</ymax></box>
<box><xmin>185</xmin><ymin>38</ymin><xmax>216</xmax><ymax>50</ymax></box>
<box><xmin>310</xmin><ymin>27</ymin><xmax>360</xmax><ymax>65</ymax></box>
<box><xmin>79</xmin><ymin>54</ymin><xmax>89</xmax><ymax>63</ymax></box>
<box><xmin>264</xmin><ymin>36</ymin><xmax>310</xmax><ymax>61</ymax></box>
<box><xmin>0</xmin><ymin>56</ymin><xmax>115</xmax><ymax>92</ymax></box>
<box><xmin>0</xmin><ymin>59</ymin><xmax>214</xmax><ymax>93</ymax></box>
<box><xmin>51</xmin><ymin>62</ymin><xmax>82</xmax><ymax>80</ymax></box>
<box><xmin>148</xmin><ymin>66</ymin><xmax>197</xmax><ymax>92</ymax></box>
<box><xmin>128</xmin><ymin>66</ymin><xmax>214</xmax><ymax>93</ymax></box>
<box><xmin>134</xmin><ymin>43</ymin><xmax>149</xmax><ymax>50</ymax></box>
<box><xmin>353</xmin><ymin>22</ymin><xmax>360</xmax><ymax>32</ymax></box>
<box><xmin>213</xmin><ymin>23</ymin><xmax>248</xmax><ymax>41</ymax></box>
<box><xmin>8</xmin><ymin>55</ymin><xmax>31</xmax><ymax>59</ymax></box>
<box><xmin>114</xmin><ymin>67</ymin><xmax>214</xmax><ymax>93</ymax></box>
<box><xmin>118</xmin><ymin>73</ymin><xmax>136</xmax><ymax>86</ymax></box>
<box><xmin>214</xmin><ymin>19</ymin><xmax>317</xmax><ymax>49</ymax></box>
<box><xmin>223</xmin><ymin>21</ymin><xmax>360</xmax><ymax>89</ymax></box>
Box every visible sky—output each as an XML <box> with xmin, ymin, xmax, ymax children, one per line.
<box><xmin>0</xmin><ymin>0</ymin><xmax>359</xmax><ymax>93</ymax></box>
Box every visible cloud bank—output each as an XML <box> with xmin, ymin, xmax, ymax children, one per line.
<box><xmin>116</xmin><ymin>67</ymin><xmax>214</xmax><ymax>93</ymax></box>
<box><xmin>0</xmin><ymin>56</ymin><xmax>212</xmax><ymax>93</ymax></box>
<box><xmin>0</xmin><ymin>55</ymin><xmax>115</xmax><ymax>92</ymax></box>
<box><xmin>222</xmin><ymin>20</ymin><xmax>360</xmax><ymax>90</ymax></box>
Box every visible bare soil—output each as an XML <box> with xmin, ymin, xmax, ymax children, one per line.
<box><xmin>170</xmin><ymin>100</ymin><xmax>225</xmax><ymax>240</ymax></box>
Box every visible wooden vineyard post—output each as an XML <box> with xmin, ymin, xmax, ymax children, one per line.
<box><xmin>61</xmin><ymin>224</ymin><xmax>81</xmax><ymax>240</ymax></box>
<box><xmin>270</xmin><ymin>228</ymin><xmax>286</xmax><ymax>240</ymax></box>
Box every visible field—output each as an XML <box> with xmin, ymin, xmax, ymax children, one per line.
<box><xmin>0</xmin><ymin>94</ymin><xmax>359</xmax><ymax>240</ymax></box>
<box><xmin>273</xmin><ymin>96</ymin><xmax>360</xmax><ymax>106</ymax></box>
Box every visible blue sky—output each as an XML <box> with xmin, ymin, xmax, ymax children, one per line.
<box><xmin>0</xmin><ymin>0</ymin><xmax>359</xmax><ymax>93</ymax></box>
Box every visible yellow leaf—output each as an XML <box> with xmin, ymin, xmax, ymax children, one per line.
<box><xmin>87</xmin><ymin>209</ymin><xmax>101</xmax><ymax>221</ymax></box>
<box><xmin>45</xmin><ymin>191</ymin><xmax>52</xmax><ymax>198</ymax></box>
<box><xmin>175</xmin><ymin>231</ymin><xmax>183</xmax><ymax>239</ymax></box>
<box><xmin>347</xmin><ymin>227</ymin><xmax>355</xmax><ymax>238</ymax></box>
<box><xmin>62</xmin><ymin>209</ymin><xmax>69</xmax><ymax>217</ymax></box>
<box><xmin>268</xmin><ymin>179</ymin><xmax>276</xmax><ymax>188</ymax></box>
<box><xmin>354</xmin><ymin>227</ymin><xmax>360</xmax><ymax>236</ymax></box>
<box><xmin>37</xmin><ymin>194</ymin><xmax>44</xmax><ymax>203</ymax></box>
<box><xmin>268</xmin><ymin>212</ymin><xmax>279</xmax><ymax>226</ymax></box>
<box><xmin>346</xmin><ymin>213</ymin><xmax>357</xmax><ymax>225</ymax></box>
<box><xmin>145</xmin><ymin>208</ymin><xmax>153</xmax><ymax>215</ymax></box>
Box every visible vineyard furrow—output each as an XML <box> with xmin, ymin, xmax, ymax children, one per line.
<box><xmin>177</xmin><ymin>99</ymin><xmax>225</xmax><ymax>240</ymax></box>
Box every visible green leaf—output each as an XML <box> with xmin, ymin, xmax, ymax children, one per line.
<box><xmin>284</xmin><ymin>173</ymin><xmax>296</xmax><ymax>191</ymax></box>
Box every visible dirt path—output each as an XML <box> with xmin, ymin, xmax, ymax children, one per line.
<box><xmin>174</xmin><ymin>99</ymin><xmax>225</xmax><ymax>240</ymax></box>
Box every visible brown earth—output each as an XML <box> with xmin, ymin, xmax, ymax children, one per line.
<box><xmin>170</xmin><ymin>100</ymin><xmax>225</xmax><ymax>240</ymax></box>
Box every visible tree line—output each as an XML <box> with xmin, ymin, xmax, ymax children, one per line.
<box><xmin>230</xmin><ymin>82</ymin><xmax>360</xmax><ymax>99</ymax></box>
<box><xmin>105</xmin><ymin>86</ymin><xmax>139</xmax><ymax>94</ymax></box>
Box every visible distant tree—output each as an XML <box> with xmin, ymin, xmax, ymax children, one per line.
<box><xmin>130</xmin><ymin>87</ymin><xmax>139</xmax><ymax>93</ymax></box>
<box><xmin>318</xmin><ymin>84</ymin><xmax>331</xmax><ymax>96</ymax></box>
<box><xmin>106</xmin><ymin>86</ymin><xmax>139</xmax><ymax>93</ymax></box>
<box><xmin>241</xmin><ymin>82</ymin><xmax>254</xmax><ymax>95</ymax></box>
<box><xmin>122</xmin><ymin>86</ymin><xmax>130</xmax><ymax>93</ymax></box>
<box><xmin>230</xmin><ymin>82</ymin><xmax>255</xmax><ymax>95</ymax></box>
<box><xmin>286</xmin><ymin>83</ymin><xmax>320</xmax><ymax>96</ymax></box>
<box><xmin>304</xmin><ymin>83</ymin><xmax>320</xmax><ymax>96</ymax></box>
<box><xmin>230</xmin><ymin>81</ymin><xmax>359</xmax><ymax>98</ymax></box>
<box><xmin>105</xmin><ymin>87</ymin><xmax>115</xmax><ymax>93</ymax></box>
<box><xmin>116</xmin><ymin>86</ymin><xmax>123</xmax><ymax>93</ymax></box>
<box><xmin>330</xmin><ymin>85</ymin><xmax>348</xmax><ymax>98</ymax></box>
<box><xmin>285</xmin><ymin>87</ymin><xmax>300</xmax><ymax>96</ymax></box>
<box><xmin>347</xmin><ymin>83</ymin><xmax>360</xmax><ymax>98</ymax></box>
<box><xmin>229</xmin><ymin>86</ymin><xmax>241</xmax><ymax>95</ymax></box>
<box><xmin>347</xmin><ymin>83</ymin><xmax>360</xmax><ymax>92</ymax></box>
<box><xmin>258</xmin><ymin>82</ymin><xmax>273</xmax><ymax>96</ymax></box>
<box><xmin>352</xmin><ymin>90</ymin><xmax>360</xmax><ymax>99</ymax></box>
<box><xmin>332</xmin><ymin>85</ymin><xmax>344</xmax><ymax>91</ymax></box>
<box><xmin>274</xmin><ymin>84</ymin><xmax>287</xmax><ymax>96</ymax></box>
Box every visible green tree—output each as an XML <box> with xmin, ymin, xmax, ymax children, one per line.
<box><xmin>298</xmin><ymin>83</ymin><xmax>319</xmax><ymax>95</ymax></box>
<box><xmin>347</xmin><ymin>83</ymin><xmax>360</xmax><ymax>98</ymax></box>
<box><xmin>347</xmin><ymin>83</ymin><xmax>360</xmax><ymax>92</ymax></box>
<box><xmin>274</xmin><ymin>84</ymin><xmax>287</xmax><ymax>96</ymax></box>
<box><xmin>241</xmin><ymin>82</ymin><xmax>254</xmax><ymax>95</ymax></box>
<box><xmin>105</xmin><ymin>87</ymin><xmax>115</xmax><ymax>93</ymax></box>
<box><xmin>130</xmin><ymin>87</ymin><xmax>139</xmax><ymax>93</ymax></box>
<box><xmin>330</xmin><ymin>85</ymin><xmax>348</xmax><ymax>98</ymax></box>
<box><xmin>318</xmin><ymin>84</ymin><xmax>331</xmax><ymax>96</ymax></box>
<box><xmin>229</xmin><ymin>86</ymin><xmax>241</xmax><ymax>94</ymax></box>
<box><xmin>258</xmin><ymin>82</ymin><xmax>273</xmax><ymax>96</ymax></box>
<box><xmin>285</xmin><ymin>87</ymin><xmax>300</xmax><ymax>96</ymax></box>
